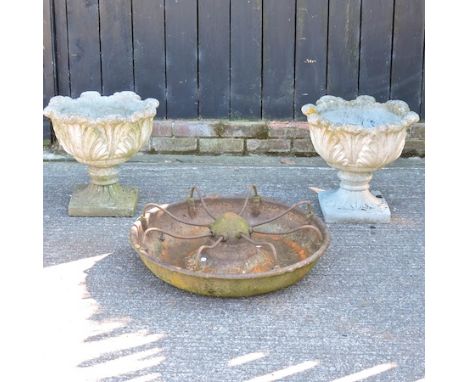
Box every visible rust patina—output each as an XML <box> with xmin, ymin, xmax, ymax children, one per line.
<box><xmin>130</xmin><ymin>186</ymin><xmax>330</xmax><ymax>297</ymax></box>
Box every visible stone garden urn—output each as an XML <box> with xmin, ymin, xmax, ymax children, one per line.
<box><xmin>302</xmin><ymin>95</ymin><xmax>419</xmax><ymax>223</ymax></box>
<box><xmin>44</xmin><ymin>91</ymin><xmax>159</xmax><ymax>216</ymax></box>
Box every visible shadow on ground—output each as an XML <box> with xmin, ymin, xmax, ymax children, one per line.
<box><xmin>44</xmin><ymin>158</ymin><xmax>425</xmax><ymax>381</ymax></box>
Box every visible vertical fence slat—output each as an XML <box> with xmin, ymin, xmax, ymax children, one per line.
<box><xmin>421</xmin><ymin>48</ymin><xmax>425</xmax><ymax>119</ymax></box>
<box><xmin>133</xmin><ymin>0</ymin><xmax>166</xmax><ymax>117</ymax></box>
<box><xmin>391</xmin><ymin>0</ymin><xmax>424</xmax><ymax>114</ymax></box>
<box><xmin>99</xmin><ymin>0</ymin><xmax>134</xmax><ymax>95</ymax></box>
<box><xmin>67</xmin><ymin>0</ymin><xmax>101</xmax><ymax>97</ymax></box>
<box><xmin>230</xmin><ymin>0</ymin><xmax>262</xmax><ymax>119</ymax></box>
<box><xmin>359</xmin><ymin>0</ymin><xmax>393</xmax><ymax>101</ymax></box>
<box><xmin>54</xmin><ymin>0</ymin><xmax>70</xmax><ymax>96</ymax></box>
<box><xmin>198</xmin><ymin>0</ymin><xmax>230</xmax><ymax>118</ymax></box>
<box><xmin>165</xmin><ymin>0</ymin><xmax>198</xmax><ymax>118</ymax></box>
<box><xmin>327</xmin><ymin>0</ymin><xmax>361</xmax><ymax>100</ymax></box>
<box><xmin>43</xmin><ymin>0</ymin><xmax>56</xmax><ymax>140</ymax></box>
<box><xmin>294</xmin><ymin>0</ymin><xmax>328</xmax><ymax>119</ymax></box>
<box><xmin>49</xmin><ymin>0</ymin><xmax>425</xmax><ymax>123</ymax></box>
<box><xmin>262</xmin><ymin>0</ymin><xmax>296</xmax><ymax>120</ymax></box>
<box><xmin>43</xmin><ymin>0</ymin><xmax>55</xmax><ymax>103</ymax></box>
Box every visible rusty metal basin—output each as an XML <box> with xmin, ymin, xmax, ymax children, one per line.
<box><xmin>130</xmin><ymin>187</ymin><xmax>330</xmax><ymax>297</ymax></box>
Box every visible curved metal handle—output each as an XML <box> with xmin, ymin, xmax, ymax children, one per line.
<box><xmin>251</xmin><ymin>200</ymin><xmax>313</xmax><ymax>228</ymax></box>
<box><xmin>238</xmin><ymin>184</ymin><xmax>261</xmax><ymax>217</ymax></box>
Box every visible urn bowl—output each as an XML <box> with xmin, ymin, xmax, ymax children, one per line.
<box><xmin>301</xmin><ymin>95</ymin><xmax>419</xmax><ymax>223</ymax></box>
<box><xmin>301</xmin><ymin>95</ymin><xmax>419</xmax><ymax>173</ymax></box>
<box><xmin>43</xmin><ymin>91</ymin><xmax>159</xmax><ymax>167</ymax></box>
<box><xmin>44</xmin><ymin>91</ymin><xmax>159</xmax><ymax>216</ymax></box>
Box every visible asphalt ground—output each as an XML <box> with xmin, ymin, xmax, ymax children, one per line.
<box><xmin>43</xmin><ymin>155</ymin><xmax>424</xmax><ymax>382</ymax></box>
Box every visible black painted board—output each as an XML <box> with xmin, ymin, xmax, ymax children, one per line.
<box><xmin>99</xmin><ymin>0</ymin><xmax>134</xmax><ymax>95</ymax></box>
<box><xmin>327</xmin><ymin>0</ymin><xmax>361</xmax><ymax>100</ymax></box>
<box><xmin>67</xmin><ymin>0</ymin><xmax>101</xmax><ymax>97</ymax></box>
<box><xmin>359</xmin><ymin>0</ymin><xmax>393</xmax><ymax>101</ymax></box>
<box><xmin>43</xmin><ymin>0</ymin><xmax>55</xmax><ymax>139</ymax></box>
<box><xmin>198</xmin><ymin>0</ymin><xmax>230</xmax><ymax>118</ymax></box>
<box><xmin>420</xmin><ymin>47</ymin><xmax>425</xmax><ymax>119</ymax></box>
<box><xmin>43</xmin><ymin>118</ymin><xmax>52</xmax><ymax>141</ymax></box>
<box><xmin>230</xmin><ymin>0</ymin><xmax>262</xmax><ymax>119</ymax></box>
<box><xmin>294</xmin><ymin>0</ymin><xmax>328</xmax><ymax>119</ymax></box>
<box><xmin>133</xmin><ymin>0</ymin><xmax>166</xmax><ymax>117</ymax></box>
<box><xmin>262</xmin><ymin>0</ymin><xmax>296</xmax><ymax>119</ymax></box>
<box><xmin>53</xmin><ymin>0</ymin><xmax>70</xmax><ymax>96</ymax></box>
<box><xmin>391</xmin><ymin>0</ymin><xmax>425</xmax><ymax>113</ymax></box>
<box><xmin>43</xmin><ymin>0</ymin><xmax>55</xmax><ymax>107</ymax></box>
<box><xmin>165</xmin><ymin>0</ymin><xmax>198</xmax><ymax>118</ymax></box>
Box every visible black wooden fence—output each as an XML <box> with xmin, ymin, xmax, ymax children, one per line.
<box><xmin>43</xmin><ymin>0</ymin><xmax>424</xmax><ymax>138</ymax></box>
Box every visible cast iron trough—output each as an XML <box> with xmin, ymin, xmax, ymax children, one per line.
<box><xmin>130</xmin><ymin>186</ymin><xmax>330</xmax><ymax>297</ymax></box>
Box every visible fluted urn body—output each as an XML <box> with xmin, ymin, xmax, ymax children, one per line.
<box><xmin>302</xmin><ymin>95</ymin><xmax>419</xmax><ymax>223</ymax></box>
<box><xmin>44</xmin><ymin>91</ymin><xmax>159</xmax><ymax>216</ymax></box>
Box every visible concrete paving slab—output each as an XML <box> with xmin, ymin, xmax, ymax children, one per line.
<box><xmin>43</xmin><ymin>155</ymin><xmax>424</xmax><ymax>381</ymax></box>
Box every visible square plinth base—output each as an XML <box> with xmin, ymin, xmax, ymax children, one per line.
<box><xmin>317</xmin><ymin>190</ymin><xmax>391</xmax><ymax>224</ymax></box>
<box><xmin>68</xmin><ymin>183</ymin><xmax>138</xmax><ymax>217</ymax></box>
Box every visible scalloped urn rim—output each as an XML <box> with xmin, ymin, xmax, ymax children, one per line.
<box><xmin>301</xmin><ymin>95</ymin><xmax>419</xmax><ymax>134</ymax></box>
<box><xmin>43</xmin><ymin>91</ymin><xmax>159</xmax><ymax>216</ymax></box>
<box><xmin>43</xmin><ymin>90</ymin><xmax>159</xmax><ymax>167</ymax></box>
<box><xmin>301</xmin><ymin>95</ymin><xmax>420</xmax><ymax>222</ymax></box>
<box><xmin>43</xmin><ymin>90</ymin><xmax>159</xmax><ymax>125</ymax></box>
<box><xmin>301</xmin><ymin>95</ymin><xmax>420</xmax><ymax>172</ymax></box>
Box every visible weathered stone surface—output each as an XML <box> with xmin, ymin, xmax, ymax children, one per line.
<box><xmin>172</xmin><ymin>121</ymin><xmax>216</xmax><ymax>137</ymax></box>
<box><xmin>68</xmin><ymin>183</ymin><xmax>138</xmax><ymax>217</ymax></box>
<box><xmin>213</xmin><ymin>121</ymin><xmax>269</xmax><ymax>138</ymax></box>
<box><xmin>292</xmin><ymin>138</ymin><xmax>315</xmax><ymax>154</ymax></box>
<box><xmin>247</xmin><ymin>139</ymin><xmax>291</xmax><ymax>153</ymax></box>
<box><xmin>152</xmin><ymin>120</ymin><xmax>173</xmax><ymax>137</ymax></box>
<box><xmin>302</xmin><ymin>95</ymin><xmax>420</xmax><ymax>223</ymax></box>
<box><xmin>319</xmin><ymin>189</ymin><xmax>391</xmax><ymax>223</ymax></box>
<box><xmin>408</xmin><ymin>122</ymin><xmax>425</xmax><ymax>139</ymax></box>
<box><xmin>44</xmin><ymin>91</ymin><xmax>157</xmax><ymax>166</ymax></box>
<box><xmin>268</xmin><ymin>121</ymin><xmax>309</xmax><ymax>138</ymax></box>
<box><xmin>43</xmin><ymin>90</ymin><xmax>158</xmax><ymax>217</ymax></box>
<box><xmin>199</xmin><ymin>138</ymin><xmax>244</xmax><ymax>154</ymax></box>
<box><xmin>152</xmin><ymin>138</ymin><xmax>197</xmax><ymax>153</ymax></box>
<box><xmin>403</xmin><ymin>139</ymin><xmax>425</xmax><ymax>156</ymax></box>
<box><xmin>140</xmin><ymin>118</ymin><xmax>426</xmax><ymax>157</ymax></box>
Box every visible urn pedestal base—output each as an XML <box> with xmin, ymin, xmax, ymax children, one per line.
<box><xmin>301</xmin><ymin>95</ymin><xmax>420</xmax><ymax>224</ymax></box>
<box><xmin>317</xmin><ymin>171</ymin><xmax>390</xmax><ymax>224</ymax></box>
<box><xmin>68</xmin><ymin>183</ymin><xmax>138</xmax><ymax>217</ymax></box>
<box><xmin>318</xmin><ymin>189</ymin><xmax>390</xmax><ymax>224</ymax></box>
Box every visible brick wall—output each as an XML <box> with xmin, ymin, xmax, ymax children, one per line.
<box><xmin>47</xmin><ymin>120</ymin><xmax>425</xmax><ymax>157</ymax></box>
<box><xmin>148</xmin><ymin>120</ymin><xmax>425</xmax><ymax>156</ymax></box>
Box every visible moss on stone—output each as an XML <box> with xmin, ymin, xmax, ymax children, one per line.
<box><xmin>213</xmin><ymin>122</ymin><xmax>228</xmax><ymax>137</ymax></box>
<box><xmin>254</xmin><ymin>124</ymin><xmax>269</xmax><ymax>139</ymax></box>
<box><xmin>210</xmin><ymin>212</ymin><xmax>251</xmax><ymax>241</ymax></box>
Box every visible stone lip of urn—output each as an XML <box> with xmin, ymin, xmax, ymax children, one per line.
<box><xmin>302</xmin><ymin>95</ymin><xmax>419</xmax><ymax>223</ymax></box>
<box><xmin>44</xmin><ymin>91</ymin><xmax>159</xmax><ymax>217</ymax></box>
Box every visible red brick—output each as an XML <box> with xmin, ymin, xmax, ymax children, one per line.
<box><xmin>152</xmin><ymin>120</ymin><xmax>172</xmax><ymax>137</ymax></box>
<box><xmin>408</xmin><ymin>122</ymin><xmax>425</xmax><ymax>139</ymax></box>
<box><xmin>213</xmin><ymin>121</ymin><xmax>269</xmax><ymax>138</ymax></box>
<box><xmin>151</xmin><ymin>138</ymin><xmax>197</xmax><ymax>153</ymax></box>
<box><xmin>402</xmin><ymin>139</ymin><xmax>424</xmax><ymax>156</ymax></box>
<box><xmin>291</xmin><ymin>138</ymin><xmax>315</xmax><ymax>154</ymax></box>
<box><xmin>172</xmin><ymin>121</ymin><xmax>216</xmax><ymax>137</ymax></box>
<box><xmin>268</xmin><ymin>121</ymin><xmax>309</xmax><ymax>138</ymax></box>
<box><xmin>246</xmin><ymin>139</ymin><xmax>291</xmax><ymax>153</ymax></box>
<box><xmin>199</xmin><ymin>138</ymin><xmax>244</xmax><ymax>154</ymax></box>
